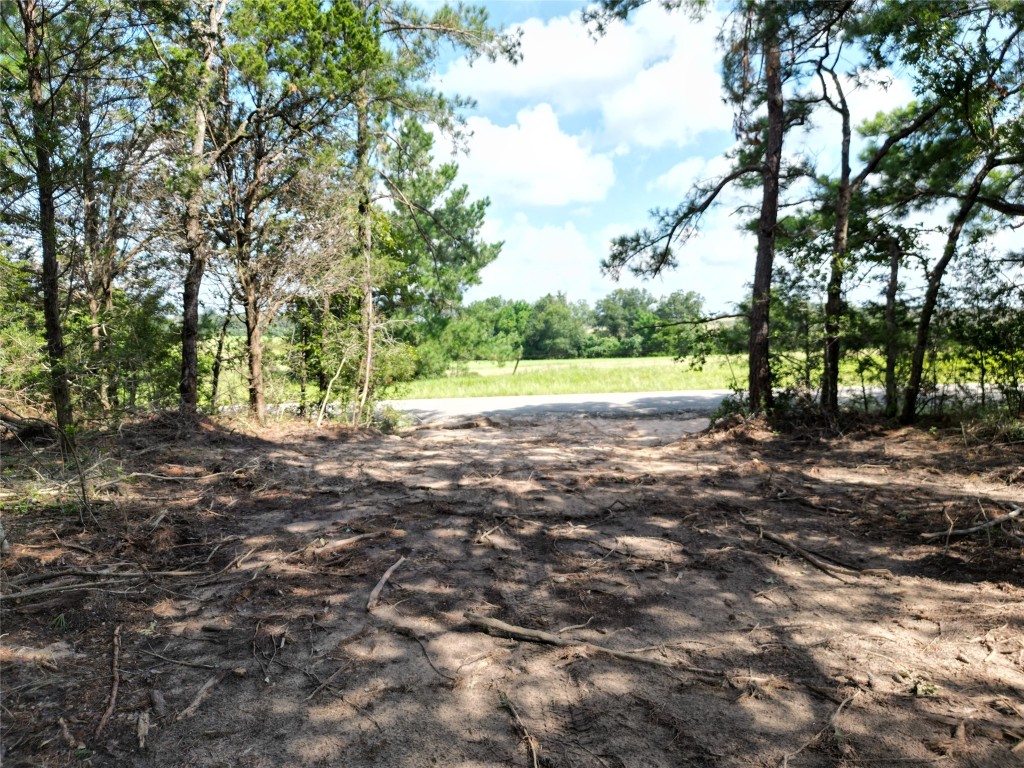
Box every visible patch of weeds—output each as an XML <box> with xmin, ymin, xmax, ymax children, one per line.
<box><xmin>50</xmin><ymin>613</ymin><xmax>68</xmax><ymax>633</ymax></box>
<box><xmin>709</xmin><ymin>390</ymin><xmax>750</xmax><ymax>427</ymax></box>
<box><xmin>374</xmin><ymin>405</ymin><xmax>410</xmax><ymax>434</ymax></box>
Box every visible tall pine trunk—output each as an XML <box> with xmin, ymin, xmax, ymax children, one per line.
<box><xmin>355</xmin><ymin>85</ymin><xmax>375</xmax><ymax>424</ymax></box>
<box><xmin>883</xmin><ymin>237</ymin><xmax>901</xmax><ymax>418</ymax></box>
<box><xmin>822</xmin><ymin>92</ymin><xmax>852</xmax><ymax>418</ymax></box>
<box><xmin>244</xmin><ymin>295</ymin><xmax>266</xmax><ymax>424</ymax></box>
<box><xmin>748</xmin><ymin>28</ymin><xmax>783</xmax><ymax>414</ymax></box>
<box><xmin>20</xmin><ymin>0</ymin><xmax>73</xmax><ymax>437</ymax></box>
<box><xmin>179</xmin><ymin>1</ymin><xmax>226</xmax><ymax>418</ymax></box>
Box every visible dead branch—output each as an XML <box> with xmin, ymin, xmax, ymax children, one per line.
<box><xmin>9</xmin><ymin>567</ymin><xmax>200</xmax><ymax>587</ymax></box>
<box><xmin>464</xmin><ymin>612</ymin><xmax>721</xmax><ymax>676</ymax></box>
<box><xmin>500</xmin><ymin>692</ymin><xmax>541</xmax><ymax>768</ymax></box>
<box><xmin>136</xmin><ymin>648</ymin><xmax>225</xmax><ymax>671</ymax></box>
<box><xmin>305</xmin><ymin>663</ymin><xmax>351</xmax><ymax>701</ymax></box>
<box><xmin>304</xmin><ymin>530</ymin><xmax>397</xmax><ymax>562</ymax></box>
<box><xmin>921</xmin><ymin>506</ymin><xmax>1021</xmax><ymax>541</ymax></box>
<box><xmin>175</xmin><ymin>671</ymin><xmax>228</xmax><ymax>721</ymax></box>
<box><xmin>366</xmin><ymin>556</ymin><xmax>407</xmax><ymax>611</ymax></box>
<box><xmin>780</xmin><ymin>691</ymin><xmax>859</xmax><ymax>767</ymax></box>
<box><xmin>94</xmin><ymin>625</ymin><xmax>122</xmax><ymax>739</ymax></box>
<box><xmin>741</xmin><ymin>518</ymin><xmax>891</xmax><ymax>580</ymax></box>
<box><xmin>0</xmin><ymin>578</ymin><xmax>138</xmax><ymax>603</ymax></box>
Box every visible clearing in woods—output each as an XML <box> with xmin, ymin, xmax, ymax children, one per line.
<box><xmin>1</xmin><ymin>411</ymin><xmax>1023</xmax><ymax>767</ymax></box>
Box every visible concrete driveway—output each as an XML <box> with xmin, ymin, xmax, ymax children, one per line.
<box><xmin>384</xmin><ymin>389</ymin><xmax>734</xmax><ymax>425</ymax></box>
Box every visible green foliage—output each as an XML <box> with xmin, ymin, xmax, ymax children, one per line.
<box><xmin>379</xmin><ymin>119</ymin><xmax>501</xmax><ymax>353</ymax></box>
<box><xmin>0</xmin><ymin>252</ymin><xmax>47</xmax><ymax>408</ymax></box>
<box><xmin>523</xmin><ymin>293</ymin><xmax>589</xmax><ymax>359</ymax></box>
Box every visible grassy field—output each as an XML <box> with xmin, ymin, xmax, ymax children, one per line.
<box><xmin>391</xmin><ymin>356</ymin><xmax>745</xmax><ymax>399</ymax></box>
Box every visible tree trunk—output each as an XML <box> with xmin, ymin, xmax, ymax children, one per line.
<box><xmin>883</xmin><ymin>237</ymin><xmax>901</xmax><ymax>418</ymax></box>
<box><xmin>822</xmin><ymin>95</ymin><xmax>852</xmax><ymax>418</ymax></box>
<box><xmin>748</xmin><ymin>29</ymin><xmax>783</xmax><ymax>414</ymax></box>
<box><xmin>355</xmin><ymin>85</ymin><xmax>375</xmax><ymax>424</ymax></box>
<box><xmin>20</xmin><ymin>0</ymin><xmax>73</xmax><ymax>438</ymax></box>
<box><xmin>900</xmin><ymin>157</ymin><xmax>994</xmax><ymax>424</ymax></box>
<box><xmin>245</xmin><ymin>295</ymin><xmax>266</xmax><ymax>424</ymax></box>
<box><xmin>209</xmin><ymin>310</ymin><xmax>231</xmax><ymax>412</ymax></box>
<box><xmin>179</xmin><ymin>0</ymin><xmax>226</xmax><ymax>418</ymax></box>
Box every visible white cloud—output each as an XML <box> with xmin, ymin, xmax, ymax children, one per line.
<box><xmin>439</xmin><ymin>4</ymin><xmax>732</xmax><ymax>150</ymax></box>
<box><xmin>598</xmin><ymin>13</ymin><xmax>732</xmax><ymax>149</ymax></box>
<box><xmin>465</xmin><ymin>217</ymin><xmax>609</xmax><ymax>303</ymax></box>
<box><xmin>454</xmin><ymin>104</ymin><xmax>615</xmax><ymax>207</ymax></box>
<box><xmin>439</xmin><ymin>7</ymin><xmax>681</xmax><ymax>115</ymax></box>
<box><xmin>649</xmin><ymin>154</ymin><xmax>736</xmax><ymax>197</ymax></box>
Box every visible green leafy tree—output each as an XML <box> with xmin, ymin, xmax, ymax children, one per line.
<box><xmin>591</xmin><ymin>1</ymin><xmax>848</xmax><ymax>413</ymax></box>
<box><xmin>379</xmin><ymin>119</ymin><xmax>501</xmax><ymax>351</ymax></box>
<box><xmin>524</xmin><ymin>293</ymin><xmax>588</xmax><ymax>359</ymax></box>
<box><xmin>205</xmin><ymin>0</ymin><xmax>380</xmax><ymax>423</ymax></box>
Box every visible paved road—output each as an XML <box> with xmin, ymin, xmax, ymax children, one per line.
<box><xmin>384</xmin><ymin>389</ymin><xmax>734</xmax><ymax>425</ymax></box>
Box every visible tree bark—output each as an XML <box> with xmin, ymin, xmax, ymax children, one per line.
<box><xmin>900</xmin><ymin>157</ymin><xmax>995</xmax><ymax>424</ymax></box>
<box><xmin>822</xmin><ymin>81</ymin><xmax>852</xmax><ymax>418</ymax></box>
<box><xmin>883</xmin><ymin>237</ymin><xmax>901</xmax><ymax>418</ymax></box>
<box><xmin>244</xmin><ymin>295</ymin><xmax>266</xmax><ymax>424</ymax></box>
<box><xmin>179</xmin><ymin>0</ymin><xmax>227</xmax><ymax>418</ymax></box>
<box><xmin>355</xmin><ymin>85</ymin><xmax>375</xmax><ymax>424</ymax></box>
<box><xmin>19</xmin><ymin>0</ymin><xmax>74</xmax><ymax>437</ymax></box>
<box><xmin>748</xmin><ymin>29</ymin><xmax>783</xmax><ymax>414</ymax></box>
<box><xmin>209</xmin><ymin>309</ymin><xmax>231</xmax><ymax>412</ymax></box>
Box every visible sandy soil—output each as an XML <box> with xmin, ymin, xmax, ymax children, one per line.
<box><xmin>2</xmin><ymin>412</ymin><xmax>1023</xmax><ymax>767</ymax></box>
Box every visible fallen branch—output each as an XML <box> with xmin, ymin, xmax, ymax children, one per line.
<box><xmin>500</xmin><ymin>692</ymin><xmax>540</xmax><ymax>768</ymax></box>
<box><xmin>780</xmin><ymin>691</ymin><xmax>859</xmax><ymax>767</ymax></box>
<box><xmin>740</xmin><ymin>518</ymin><xmax>891</xmax><ymax>580</ymax></box>
<box><xmin>136</xmin><ymin>648</ymin><xmax>225</xmax><ymax>671</ymax></box>
<box><xmin>175</xmin><ymin>671</ymin><xmax>228</xmax><ymax>721</ymax></box>
<box><xmin>0</xmin><ymin>578</ymin><xmax>138</xmax><ymax>603</ymax></box>
<box><xmin>9</xmin><ymin>567</ymin><xmax>200</xmax><ymax>587</ymax></box>
<box><xmin>366</xmin><ymin>556</ymin><xmax>407</xmax><ymax>611</ymax></box>
<box><xmin>304</xmin><ymin>530</ymin><xmax>394</xmax><ymax>562</ymax></box>
<box><xmin>305</xmin><ymin>664</ymin><xmax>350</xmax><ymax>701</ymax></box>
<box><xmin>94</xmin><ymin>625</ymin><xmax>122</xmax><ymax>739</ymax></box>
<box><xmin>921</xmin><ymin>506</ymin><xmax>1021</xmax><ymax>541</ymax></box>
<box><xmin>464</xmin><ymin>612</ymin><xmax>721</xmax><ymax>676</ymax></box>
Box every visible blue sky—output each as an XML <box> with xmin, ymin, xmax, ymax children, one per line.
<box><xmin>429</xmin><ymin>1</ymin><xmax>917</xmax><ymax>313</ymax></box>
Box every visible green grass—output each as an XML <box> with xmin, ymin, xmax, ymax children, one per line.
<box><xmin>391</xmin><ymin>356</ymin><xmax>745</xmax><ymax>400</ymax></box>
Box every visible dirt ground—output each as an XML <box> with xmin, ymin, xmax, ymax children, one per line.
<box><xmin>2</xmin><ymin>412</ymin><xmax>1023</xmax><ymax>767</ymax></box>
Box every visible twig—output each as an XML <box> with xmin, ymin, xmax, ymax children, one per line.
<box><xmin>366</xmin><ymin>556</ymin><xmax>406</xmax><ymax>611</ymax></box>
<box><xmin>474</xmin><ymin>521</ymin><xmax>505</xmax><ymax>544</ymax></box>
<box><xmin>500</xmin><ymin>692</ymin><xmax>540</xmax><ymax>768</ymax></box>
<box><xmin>305</xmin><ymin>664</ymin><xmax>350</xmax><ymax>701</ymax></box>
<box><xmin>0</xmin><ymin>578</ymin><xmax>137</xmax><ymax>602</ymax></box>
<box><xmin>780</xmin><ymin>691</ymin><xmax>859</xmax><ymax>767</ymax></box>
<box><xmin>175</xmin><ymin>671</ymin><xmax>228</xmax><ymax>721</ymax></box>
<box><xmin>557</xmin><ymin>617</ymin><xmax>594</xmax><ymax>634</ymax></box>
<box><xmin>389</xmin><ymin>625</ymin><xmax>456</xmax><ymax>681</ymax></box>
<box><xmin>136</xmin><ymin>648</ymin><xmax>223</xmax><ymax>671</ymax></box>
<box><xmin>921</xmin><ymin>506</ymin><xmax>1021</xmax><ymax>540</ymax></box>
<box><xmin>94</xmin><ymin>625</ymin><xmax>122</xmax><ymax>739</ymax></box>
<box><xmin>305</xmin><ymin>530</ymin><xmax>392</xmax><ymax>561</ymax></box>
<box><xmin>464</xmin><ymin>612</ymin><xmax>720</xmax><ymax>676</ymax></box>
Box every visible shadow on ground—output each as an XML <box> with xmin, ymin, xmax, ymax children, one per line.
<box><xmin>2</xmin><ymin>414</ymin><xmax>1023</xmax><ymax>767</ymax></box>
